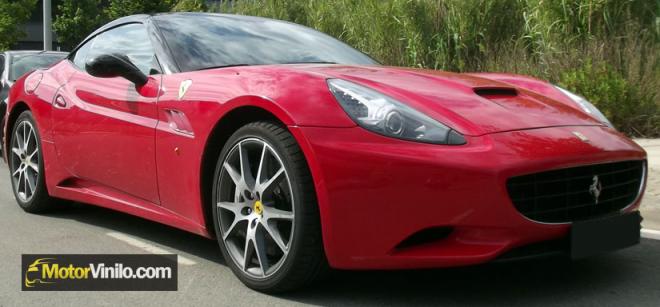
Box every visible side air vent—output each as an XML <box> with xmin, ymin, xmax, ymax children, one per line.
<box><xmin>395</xmin><ymin>227</ymin><xmax>453</xmax><ymax>250</ymax></box>
<box><xmin>474</xmin><ymin>87</ymin><xmax>518</xmax><ymax>98</ymax></box>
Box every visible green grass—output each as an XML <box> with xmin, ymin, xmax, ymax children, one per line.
<box><xmin>210</xmin><ymin>0</ymin><xmax>659</xmax><ymax>137</ymax></box>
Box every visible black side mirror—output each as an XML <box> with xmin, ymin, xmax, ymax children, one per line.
<box><xmin>85</xmin><ymin>53</ymin><xmax>148</xmax><ymax>86</ymax></box>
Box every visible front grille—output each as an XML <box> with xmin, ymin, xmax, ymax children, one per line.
<box><xmin>507</xmin><ymin>160</ymin><xmax>645</xmax><ymax>223</ymax></box>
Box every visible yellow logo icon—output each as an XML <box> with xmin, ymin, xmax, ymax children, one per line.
<box><xmin>254</xmin><ymin>200</ymin><xmax>264</xmax><ymax>215</ymax></box>
<box><xmin>25</xmin><ymin>258</ymin><xmax>56</xmax><ymax>288</ymax></box>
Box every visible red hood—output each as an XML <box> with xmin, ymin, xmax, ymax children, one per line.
<box><xmin>289</xmin><ymin>65</ymin><xmax>602</xmax><ymax>136</ymax></box>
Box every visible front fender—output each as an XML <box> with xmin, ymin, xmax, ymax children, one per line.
<box><xmin>219</xmin><ymin>95</ymin><xmax>297</xmax><ymax>126</ymax></box>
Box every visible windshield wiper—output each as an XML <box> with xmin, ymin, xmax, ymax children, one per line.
<box><xmin>199</xmin><ymin>64</ymin><xmax>252</xmax><ymax>70</ymax></box>
<box><xmin>198</xmin><ymin>62</ymin><xmax>337</xmax><ymax>71</ymax></box>
<box><xmin>284</xmin><ymin>61</ymin><xmax>338</xmax><ymax>64</ymax></box>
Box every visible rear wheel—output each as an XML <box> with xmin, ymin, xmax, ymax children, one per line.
<box><xmin>9</xmin><ymin>111</ymin><xmax>55</xmax><ymax>213</ymax></box>
<box><xmin>211</xmin><ymin>121</ymin><xmax>326</xmax><ymax>293</ymax></box>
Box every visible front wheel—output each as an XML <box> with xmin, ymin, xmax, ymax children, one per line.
<box><xmin>9</xmin><ymin>111</ymin><xmax>56</xmax><ymax>213</ymax></box>
<box><xmin>211</xmin><ymin>121</ymin><xmax>326</xmax><ymax>293</ymax></box>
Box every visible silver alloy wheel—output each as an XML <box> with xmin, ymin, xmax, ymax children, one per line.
<box><xmin>217</xmin><ymin>138</ymin><xmax>295</xmax><ymax>279</ymax></box>
<box><xmin>10</xmin><ymin>120</ymin><xmax>39</xmax><ymax>202</ymax></box>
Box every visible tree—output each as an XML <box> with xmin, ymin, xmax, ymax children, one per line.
<box><xmin>0</xmin><ymin>0</ymin><xmax>38</xmax><ymax>50</ymax></box>
<box><xmin>172</xmin><ymin>0</ymin><xmax>207</xmax><ymax>12</ymax></box>
<box><xmin>53</xmin><ymin>0</ymin><xmax>103</xmax><ymax>50</ymax></box>
<box><xmin>52</xmin><ymin>0</ymin><xmax>209</xmax><ymax>51</ymax></box>
<box><xmin>104</xmin><ymin>0</ymin><xmax>177</xmax><ymax>20</ymax></box>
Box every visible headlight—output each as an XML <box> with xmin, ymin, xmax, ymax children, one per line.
<box><xmin>554</xmin><ymin>85</ymin><xmax>613</xmax><ymax>127</ymax></box>
<box><xmin>328</xmin><ymin>79</ymin><xmax>465</xmax><ymax>145</ymax></box>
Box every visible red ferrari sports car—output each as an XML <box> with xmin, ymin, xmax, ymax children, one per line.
<box><xmin>4</xmin><ymin>13</ymin><xmax>647</xmax><ymax>292</ymax></box>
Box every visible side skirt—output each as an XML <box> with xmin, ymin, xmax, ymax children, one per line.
<box><xmin>51</xmin><ymin>179</ymin><xmax>213</xmax><ymax>238</ymax></box>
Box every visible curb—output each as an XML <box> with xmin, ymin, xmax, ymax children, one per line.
<box><xmin>642</xmin><ymin>229</ymin><xmax>660</xmax><ymax>240</ymax></box>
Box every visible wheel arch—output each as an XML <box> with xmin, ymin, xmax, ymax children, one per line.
<box><xmin>3</xmin><ymin>101</ymin><xmax>30</xmax><ymax>161</ymax></box>
<box><xmin>199</xmin><ymin>103</ymin><xmax>296</xmax><ymax>238</ymax></box>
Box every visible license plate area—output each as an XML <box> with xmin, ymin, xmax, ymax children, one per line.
<box><xmin>571</xmin><ymin>211</ymin><xmax>641</xmax><ymax>259</ymax></box>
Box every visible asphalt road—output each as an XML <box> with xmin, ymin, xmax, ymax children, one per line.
<box><xmin>1</xmin><ymin>162</ymin><xmax>660</xmax><ymax>306</ymax></box>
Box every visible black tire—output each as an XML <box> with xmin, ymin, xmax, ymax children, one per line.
<box><xmin>8</xmin><ymin>111</ymin><xmax>56</xmax><ymax>213</ymax></box>
<box><xmin>0</xmin><ymin>102</ymin><xmax>7</xmax><ymax>154</ymax></box>
<box><xmin>211</xmin><ymin>121</ymin><xmax>326</xmax><ymax>293</ymax></box>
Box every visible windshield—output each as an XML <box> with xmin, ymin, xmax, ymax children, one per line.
<box><xmin>154</xmin><ymin>14</ymin><xmax>378</xmax><ymax>72</ymax></box>
<box><xmin>10</xmin><ymin>53</ymin><xmax>66</xmax><ymax>81</ymax></box>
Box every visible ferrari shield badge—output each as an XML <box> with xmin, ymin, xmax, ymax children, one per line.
<box><xmin>178</xmin><ymin>80</ymin><xmax>193</xmax><ymax>100</ymax></box>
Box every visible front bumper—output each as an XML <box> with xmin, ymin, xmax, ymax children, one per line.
<box><xmin>293</xmin><ymin>125</ymin><xmax>646</xmax><ymax>270</ymax></box>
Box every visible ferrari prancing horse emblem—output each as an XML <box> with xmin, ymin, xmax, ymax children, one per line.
<box><xmin>589</xmin><ymin>175</ymin><xmax>603</xmax><ymax>204</ymax></box>
<box><xmin>178</xmin><ymin>79</ymin><xmax>193</xmax><ymax>100</ymax></box>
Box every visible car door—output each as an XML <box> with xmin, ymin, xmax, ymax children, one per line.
<box><xmin>52</xmin><ymin>23</ymin><xmax>161</xmax><ymax>204</ymax></box>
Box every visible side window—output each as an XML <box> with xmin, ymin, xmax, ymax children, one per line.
<box><xmin>86</xmin><ymin>23</ymin><xmax>159</xmax><ymax>75</ymax></box>
<box><xmin>72</xmin><ymin>38</ymin><xmax>93</xmax><ymax>69</ymax></box>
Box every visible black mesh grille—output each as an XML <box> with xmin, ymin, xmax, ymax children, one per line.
<box><xmin>507</xmin><ymin>160</ymin><xmax>645</xmax><ymax>223</ymax></box>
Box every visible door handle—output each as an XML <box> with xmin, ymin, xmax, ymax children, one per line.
<box><xmin>54</xmin><ymin>95</ymin><xmax>67</xmax><ymax>108</ymax></box>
